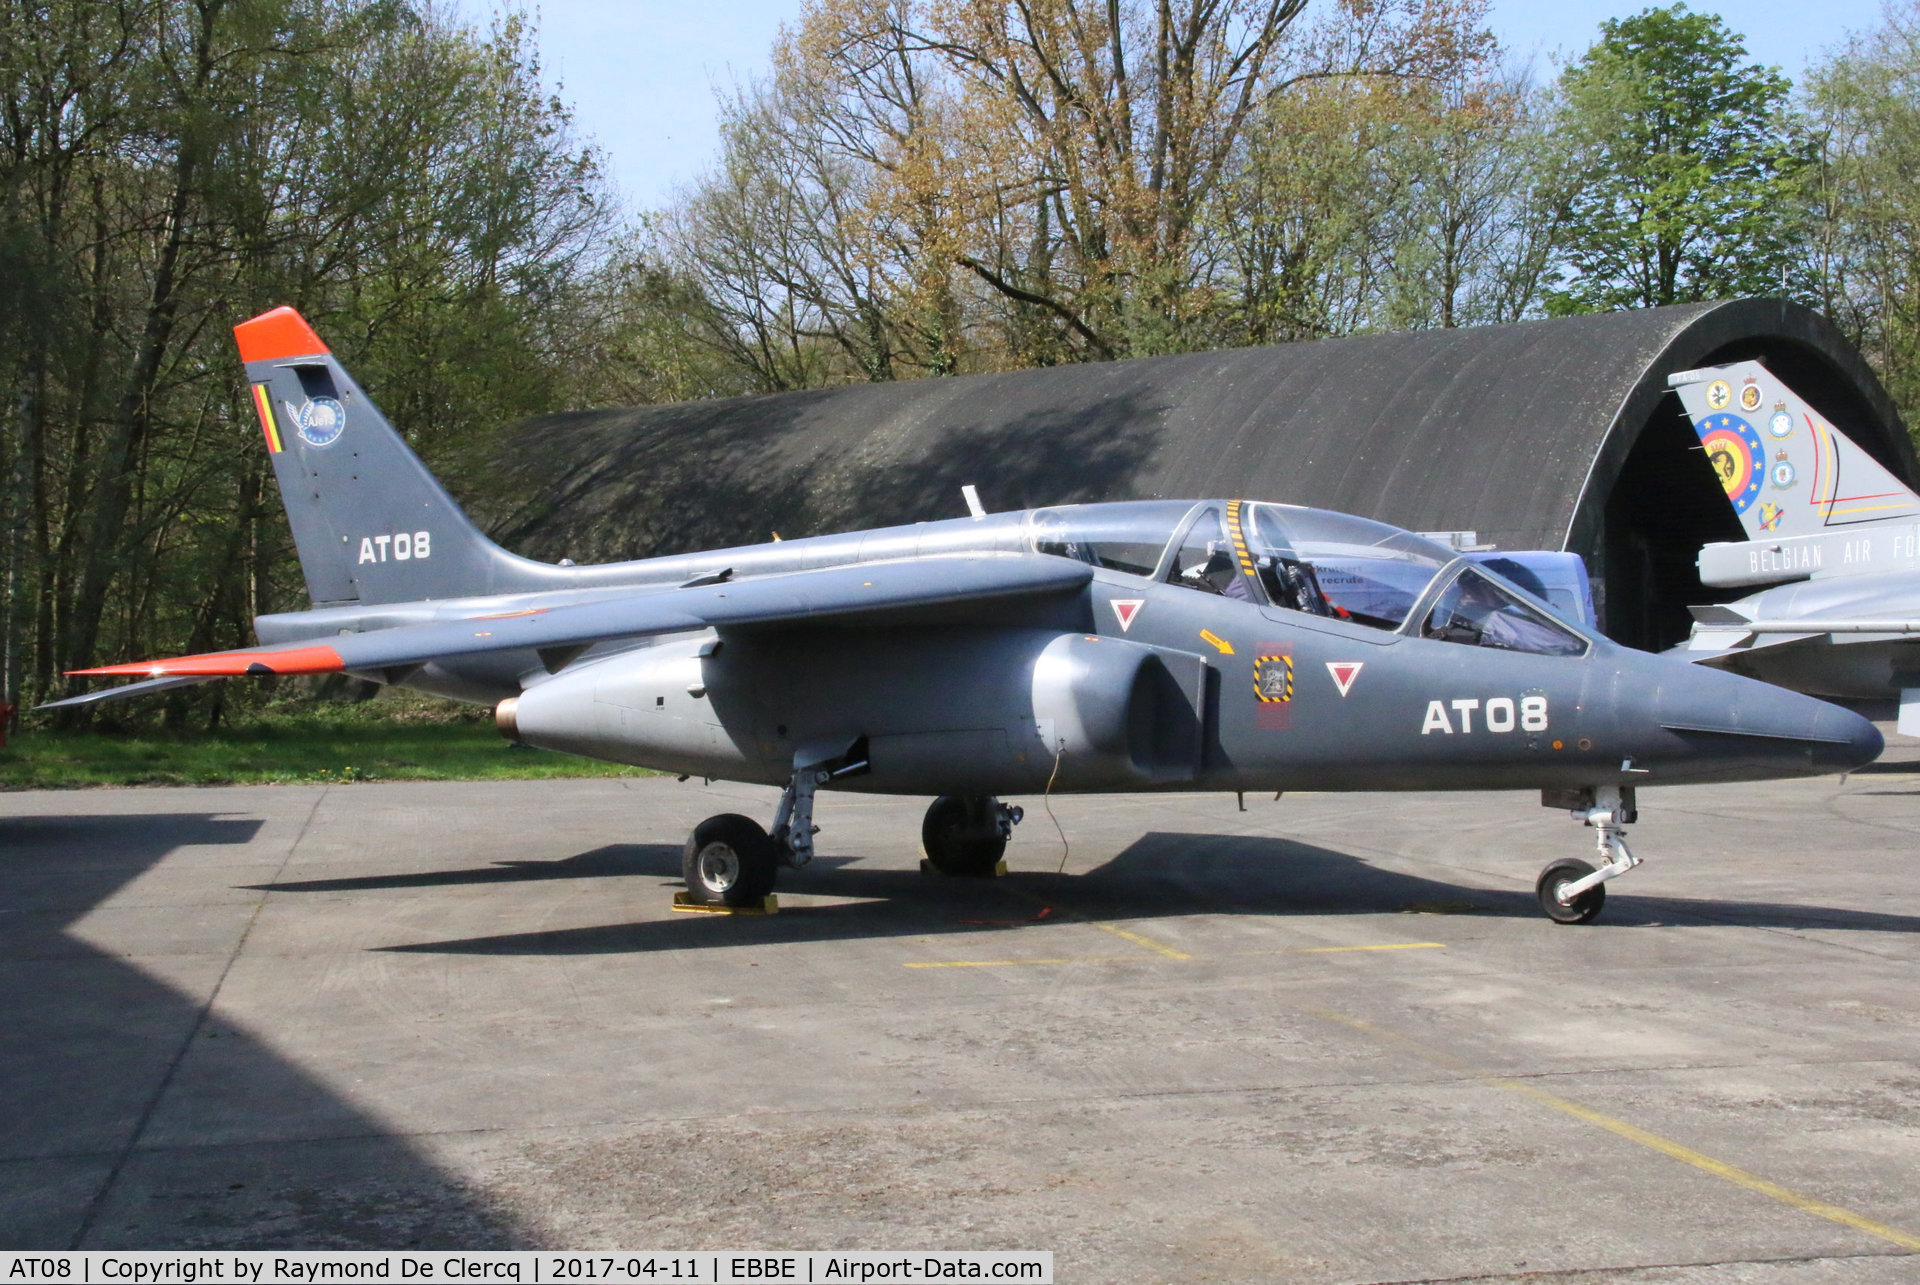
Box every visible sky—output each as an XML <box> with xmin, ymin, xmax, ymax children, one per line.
<box><xmin>461</xmin><ymin>0</ymin><xmax>1897</xmax><ymax>214</ymax></box>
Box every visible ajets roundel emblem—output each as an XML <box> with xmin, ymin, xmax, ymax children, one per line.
<box><xmin>297</xmin><ymin>397</ymin><xmax>346</xmax><ymax>448</ymax></box>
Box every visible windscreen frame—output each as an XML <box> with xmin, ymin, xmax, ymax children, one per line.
<box><xmin>1400</xmin><ymin>560</ymin><xmax>1597</xmax><ymax>657</ymax></box>
<box><xmin>1026</xmin><ymin>499</ymin><xmax>1206</xmax><ymax>580</ymax></box>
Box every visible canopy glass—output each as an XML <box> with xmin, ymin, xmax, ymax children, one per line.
<box><xmin>1028</xmin><ymin>500</ymin><xmax>1589</xmax><ymax>656</ymax></box>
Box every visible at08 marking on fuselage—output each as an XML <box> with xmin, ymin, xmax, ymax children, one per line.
<box><xmin>1421</xmin><ymin>695</ymin><xmax>1548</xmax><ymax>735</ymax></box>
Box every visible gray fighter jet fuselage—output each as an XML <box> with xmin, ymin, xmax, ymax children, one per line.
<box><xmin>51</xmin><ymin>309</ymin><xmax>1883</xmax><ymax>924</ymax></box>
<box><xmin>245</xmin><ymin>502</ymin><xmax>1870</xmax><ymax>800</ymax></box>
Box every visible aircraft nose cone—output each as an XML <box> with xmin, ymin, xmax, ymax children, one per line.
<box><xmin>1646</xmin><ymin>660</ymin><xmax>1883</xmax><ymax>780</ymax></box>
<box><xmin>1809</xmin><ymin>700</ymin><xmax>1883</xmax><ymax>773</ymax></box>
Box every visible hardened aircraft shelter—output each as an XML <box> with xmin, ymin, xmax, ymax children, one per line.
<box><xmin>498</xmin><ymin>298</ymin><xmax>1912</xmax><ymax>651</ymax></box>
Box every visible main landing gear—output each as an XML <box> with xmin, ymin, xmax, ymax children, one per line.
<box><xmin>680</xmin><ymin>762</ymin><xmax>1024</xmax><ymax>905</ymax></box>
<box><xmin>921</xmin><ymin>795</ymin><xmax>1024</xmax><ymax>877</ymax></box>
<box><xmin>682</xmin><ymin>749</ymin><xmax>843</xmax><ymax>907</ymax></box>
<box><xmin>683</xmin><ymin>813</ymin><xmax>781</xmax><ymax>907</ymax></box>
<box><xmin>1536</xmin><ymin>785</ymin><xmax>1641</xmax><ymax>925</ymax></box>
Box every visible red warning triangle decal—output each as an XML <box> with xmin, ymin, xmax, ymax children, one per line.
<box><xmin>1111</xmin><ymin>599</ymin><xmax>1144</xmax><ymax>631</ymax></box>
<box><xmin>1326</xmin><ymin>661</ymin><xmax>1363</xmax><ymax>697</ymax></box>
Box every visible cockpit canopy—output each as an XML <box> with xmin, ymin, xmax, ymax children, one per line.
<box><xmin>1028</xmin><ymin>500</ymin><xmax>1590</xmax><ymax>657</ymax></box>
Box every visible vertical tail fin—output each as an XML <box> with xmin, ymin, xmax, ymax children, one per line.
<box><xmin>1668</xmin><ymin>360</ymin><xmax>1920</xmax><ymax>540</ymax></box>
<box><xmin>236</xmin><ymin>307</ymin><xmax>552</xmax><ymax>605</ymax></box>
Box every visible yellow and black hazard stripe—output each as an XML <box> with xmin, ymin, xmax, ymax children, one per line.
<box><xmin>1224</xmin><ymin>499</ymin><xmax>1259</xmax><ymax>581</ymax></box>
<box><xmin>1254</xmin><ymin>652</ymin><xmax>1293</xmax><ymax>703</ymax></box>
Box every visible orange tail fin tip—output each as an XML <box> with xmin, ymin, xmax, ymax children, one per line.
<box><xmin>234</xmin><ymin>306</ymin><xmax>328</xmax><ymax>364</ymax></box>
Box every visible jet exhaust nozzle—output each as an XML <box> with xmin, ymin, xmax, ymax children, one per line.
<box><xmin>494</xmin><ymin>697</ymin><xmax>520</xmax><ymax>741</ymax></box>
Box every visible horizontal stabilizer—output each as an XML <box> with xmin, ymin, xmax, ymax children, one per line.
<box><xmin>36</xmin><ymin>674</ymin><xmax>214</xmax><ymax>710</ymax></box>
<box><xmin>66</xmin><ymin>554</ymin><xmax>1094</xmax><ymax>687</ymax></box>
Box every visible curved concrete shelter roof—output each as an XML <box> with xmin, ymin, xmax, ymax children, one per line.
<box><xmin>495</xmin><ymin>298</ymin><xmax>1910</xmax><ymax>649</ymax></box>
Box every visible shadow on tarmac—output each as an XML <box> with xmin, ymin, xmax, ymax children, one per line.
<box><xmin>0</xmin><ymin>812</ymin><xmax>520</xmax><ymax>1249</ymax></box>
<box><xmin>246</xmin><ymin>842</ymin><xmax>691</xmax><ymax>892</ymax></box>
<box><xmin>1847</xmin><ymin>758</ymin><xmax>1920</xmax><ymax>774</ymax></box>
<box><xmin>365</xmin><ymin>830</ymin><xmax>1920</xmax><ymax>957</ymax></box>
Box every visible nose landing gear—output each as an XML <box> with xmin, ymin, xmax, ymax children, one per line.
<box><xmin>1536</xmin><ymin>785</ymin><xmax>1640</xmax><ymax>924</ymax></box>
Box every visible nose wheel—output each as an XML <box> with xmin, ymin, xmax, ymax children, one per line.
<box><xmin>1536</xmin><ymin>785</ymin><xmax>1641</xmax><ymax>925</ymax></box>
<box><xmin>1536</xmin><ymin>858</ymin><xmax>1606</xmax><ymax>924</ymax></box>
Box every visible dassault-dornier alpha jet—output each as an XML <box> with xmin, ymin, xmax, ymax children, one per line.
<box><xmin>49</xmin><ymin>309</ymin><xmax>1881</xmax><ymax>924</ymax></box>
<box><xmin>1672</xmin><ymin>361</ymin><xmax>1920</xmax><ymax>732</ymax></box>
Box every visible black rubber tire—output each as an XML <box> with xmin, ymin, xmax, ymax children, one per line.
<box><xmin>1536</xmin><ymin>857</ymin><xmax>1606</xmax><ymax>924</ymax></box>
<box><xmin>683</xmin><ymin>813</ymin><xmax>779</xmax><ymax>906</ymax></box>
<box><xmin>921</xmin><ymin>795</ymin><xmax>1008</xmax><ymax>877</ymax></box>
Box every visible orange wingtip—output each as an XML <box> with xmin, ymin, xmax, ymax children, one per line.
<box><xmin>71</xmin><ymin>645</ymin><xmax>344</xmax><ymax>679</ymax></box>
<box><xmin>234</xmin><ymin>306</ymin><xmax>329</xmax><ymax>364</ymax></box>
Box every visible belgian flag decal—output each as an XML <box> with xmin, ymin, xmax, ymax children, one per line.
<box><xmin>250</xmin><ymin>383</ymin><xmax>284</xmax><ymax>453</ymax></box>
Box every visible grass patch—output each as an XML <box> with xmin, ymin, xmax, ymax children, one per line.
<box><xmin>0</xmin><ymin>691</ymin><xmax>658</xmax><ymax>789</ymax></box>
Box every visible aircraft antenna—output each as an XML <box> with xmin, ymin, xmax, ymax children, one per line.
<box><xmin>961</xmin><ymin>484</ymin><xmax>987</xmax><ymax>520</ymax></box>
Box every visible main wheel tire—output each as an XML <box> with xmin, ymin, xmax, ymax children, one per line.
<box><xmin>1536</xmin><ymin>857</ymin><xmax>1606</xmax><ymax>924</ymax></box>
<box><xmin>683</xmin><ymin>813</ymin><xmax>779</xmax><ymax>906</ymax></box>
<box><xmin>921</xmin><ymin>795</ymin><xmax>1007</xmax><ymax>877</ymax></box>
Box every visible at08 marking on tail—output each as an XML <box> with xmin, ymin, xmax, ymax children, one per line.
<box><xmin>358</xmin><ymin>531</ymin><xmax>431</xmax><ymax>564</ymax></box>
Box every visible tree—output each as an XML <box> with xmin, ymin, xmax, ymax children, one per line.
<box><xmin>0</xmin><ymin>0</ymin><xmax>619</xmax><ymax>724</ymax></box>
<box><xmin>1543</xmin><ymin>3</ymin><xmax>1807</xmax><ymax>314</ymax></box>
<box><xmin>661</xmin><ymin>0</ymin><xmax>1510</xmax><ymax>383</ymax></box>
<box><xmin>1804</xmin><ymin>2</ymin><xmax>1920</xmax><ymax>428</ymax></box>
<box><xmin>1206</xmin><ymin>50</ymin><xmax>1551</xmax><ymax>343</ymax></box>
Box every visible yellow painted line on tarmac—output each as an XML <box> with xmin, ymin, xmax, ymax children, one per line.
<box><xmin>1307</xmin><ymin>1007</ymin><xmax>1920</xmax><ymax>1254</ymax></box>
<box><xmin>905</xmin><ymin>955</ymin><xmax>1143</xmax><ymax>969</ymax></box>
<box><xmin>909</xmin><ymin>942</ymin><xmax>1442</xmax><ymax>969</ymax></box>
<box><xmin>1493</xmin><ymin>1077</ymin><xmax>1920</xmax><ymax>1251</ymax></box>
<box><xmin>993</xmin><ymin>883</ymin><xmax>1193</xmax><ymax>960</ymax></box>
<box><xmin>1242</xmin><ymin>942</ymin><xmax>1447</xmax><ymax>956</ymax></box>
<box><xmin>1089</xmin><ymin>921</ymin><xmax>1192</xmax><ymax>959</ymax></box>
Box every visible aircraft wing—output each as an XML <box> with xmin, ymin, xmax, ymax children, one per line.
<box><xmin>1683</xmin><ymin>587</ymin><xmax>1920</xmax><ymax>654</ymax></box>
<box><xmin>47</xmin><ymin>555</ymin><xmax>1092</xmax><ymax>706</ymax></box>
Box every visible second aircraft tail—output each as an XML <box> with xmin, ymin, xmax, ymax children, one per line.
<box><xmin>1668</xmin><ymin>360</ymin><xmax>1920</xmax><ymax>541</ymax></box>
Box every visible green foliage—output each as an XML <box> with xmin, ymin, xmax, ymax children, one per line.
<box><xmin>1803</xmin><ymin>3</ymin><xmax>1920</xmax><ymax>434</ymax></box>
<box><xmin>0</xmin><ymin>692</ymin><xmax>658</xmax><ymax>787</ymax></box>
<box><xmin>0</xmin><ymin>0</ymin><xmax>615</xmax><ymax>723</ymax></box>
<box><xmin>661</xmin><ymin>0</ymin><xmax>1520</xmax><ymax>383</ymax></box>
<box><xmin>1543</xmin><ymin>3</ymin><xmax>1808</xmax><ymax>313</ymax></box>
